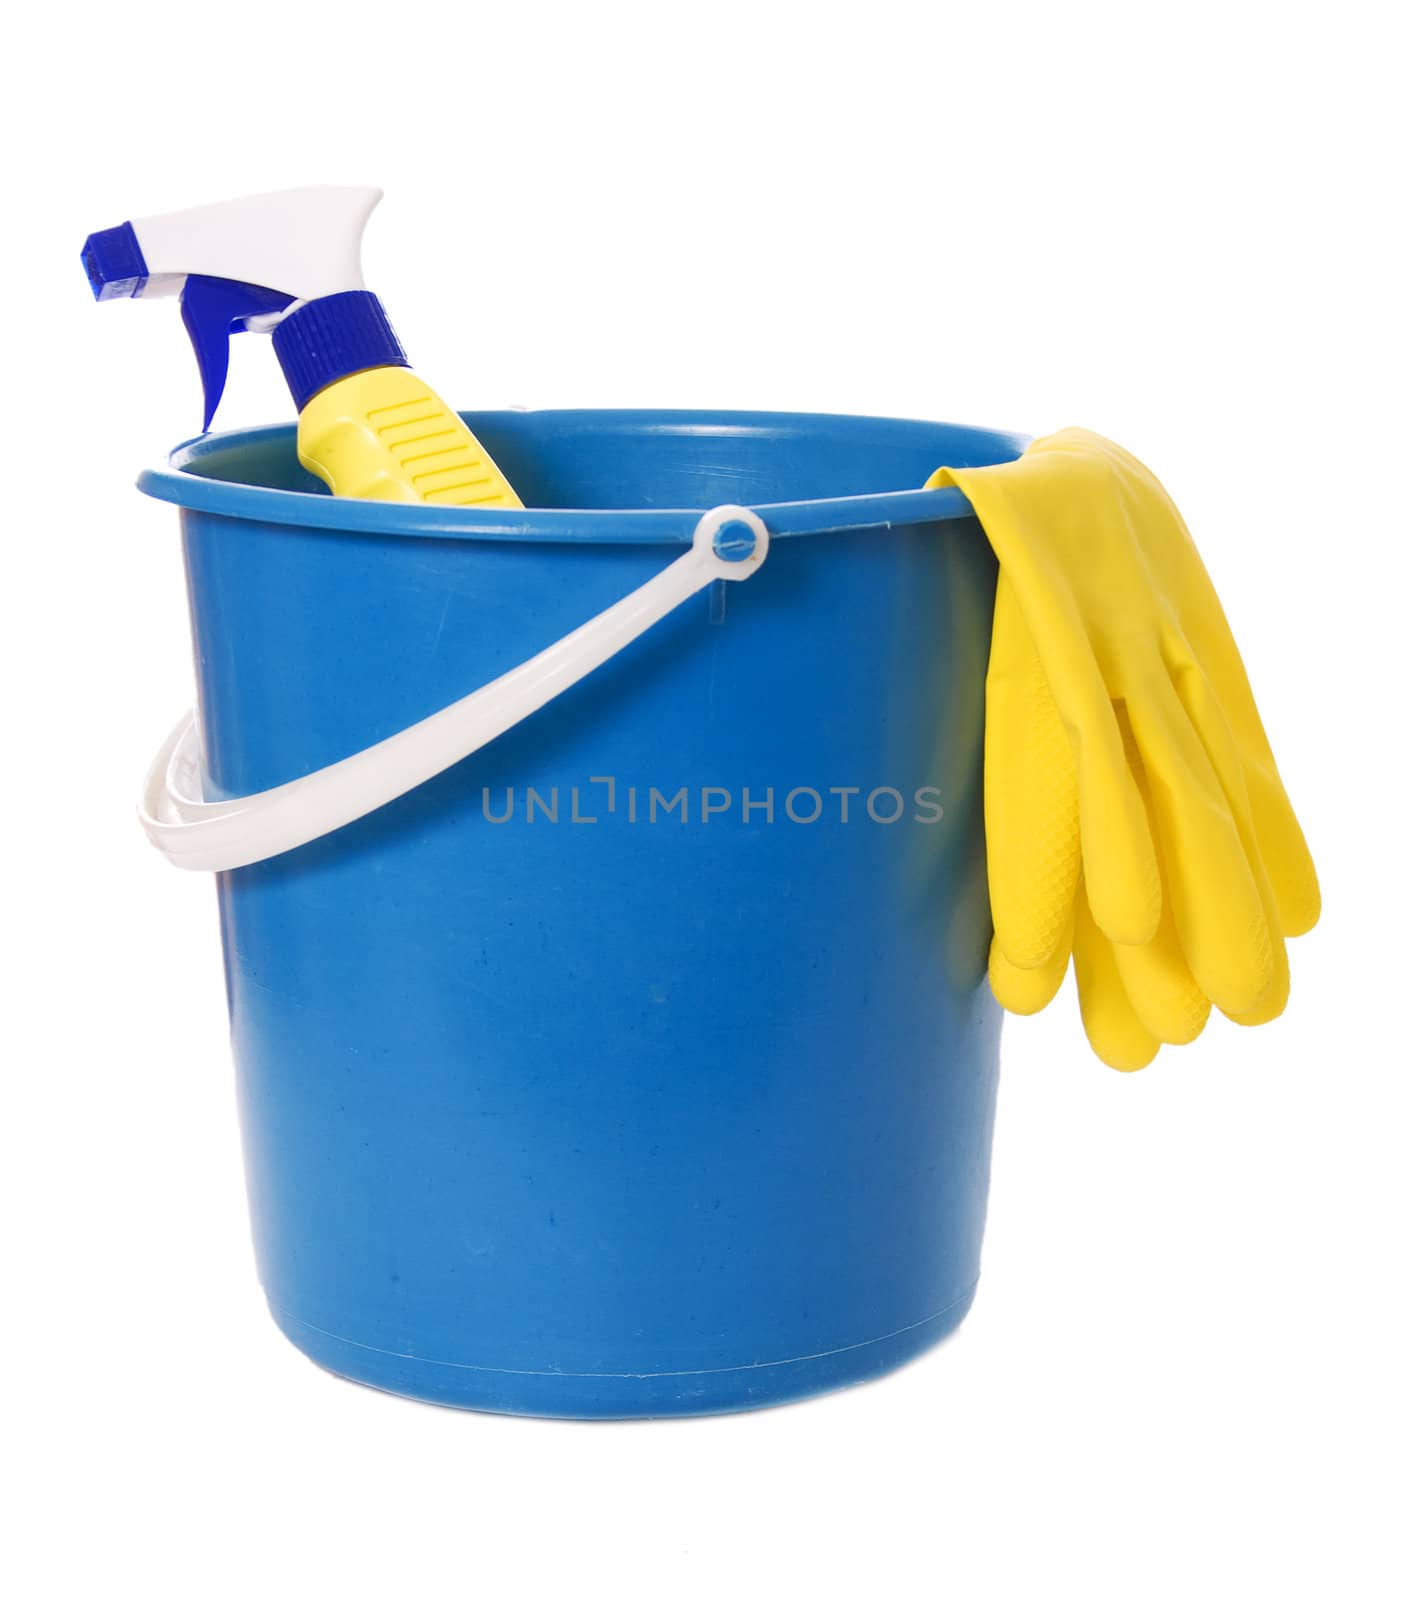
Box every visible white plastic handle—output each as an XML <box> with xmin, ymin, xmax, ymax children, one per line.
<box><xmin>140</xmin><ymin>505</ymin><xmax>770</xmax><ymax>872</ymax></box>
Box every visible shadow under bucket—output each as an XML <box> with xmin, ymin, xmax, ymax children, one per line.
<box><xmin>138</xmin><ymin>409</ymin><xmax>1024</xmax><ymax>1417</ymax></box>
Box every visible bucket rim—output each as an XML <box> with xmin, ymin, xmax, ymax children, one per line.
<box><xmin>136</xmin><ymin>407</ymin><xmax>1029</xmax><ymax>545</ymax></box>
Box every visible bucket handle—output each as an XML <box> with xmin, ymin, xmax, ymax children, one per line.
<box><xmin>140</xmin><ymin>505</ymin><xmax>770</xmax><ymax>873</ymax></box>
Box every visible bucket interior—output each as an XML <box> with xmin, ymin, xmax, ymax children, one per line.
<box><xmin>173</xmin><ymin>408</ymin><xmax>1024</xmax><ymax>513</ymax></box>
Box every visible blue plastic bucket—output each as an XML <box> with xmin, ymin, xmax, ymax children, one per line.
<box><xmin>138</xmin><ymin>409</ymin><xmax>1024</xmax><ymax>1418</ymax></box>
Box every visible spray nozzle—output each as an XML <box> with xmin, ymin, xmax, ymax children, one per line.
<box><xmin>81</xmin><ymin>186</ymin><xmax>405</xmax><ymax>430</ymax></box>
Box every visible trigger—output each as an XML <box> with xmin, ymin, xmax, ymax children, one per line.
<box><xmin>180</xmin><ymin>276</ymin><xmax>296</xmax><ymax>431</ymax></box>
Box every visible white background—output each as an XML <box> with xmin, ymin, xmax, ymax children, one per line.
<box><xmin>4</xmin><ymin>3</ymin><xmax>1413</xmax><ymax>1596</ymax></box>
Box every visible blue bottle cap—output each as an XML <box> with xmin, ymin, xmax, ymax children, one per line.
<box><xmin>273</xmin><ymin>291</ymin><xmax>410</xmax><ymax>411</ymax></box>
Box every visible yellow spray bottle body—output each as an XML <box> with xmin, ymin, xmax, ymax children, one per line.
<box><xmin>82</xmin><ymin>186</ymin><xmax>522</xmax><ymax>510</ymax></box>
<box><xmin>297</xmin><ymin>366</ymin><xmax>522</xmax><ymax>508</ymax></box>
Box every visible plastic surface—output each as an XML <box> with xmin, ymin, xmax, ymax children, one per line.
<box><xmin>139</xmin><ymin>411</ymin><xmax>1011</xmax><ymax>538</ymax></box>
<box><xmin>81</xmin><ymin>221</ymin><xmax>147</xmax><ymax>299</ymax></box>
<box><xmin>272</xmin><ymin>291</ymin><xmax>409</xmax><ymax>410</ymax></box>
<box><xmin>929</xmin><ymin>430</ymin><xmax>1320</xmax><ymax>1069</ymax></box>
<box><xmin>85</xmin><ymin>187</ymin><xmax>523</xmax><ymax>508</ymax></box>
<box><xmin>143</xmin><ymin>408</ymin><xmax>1014</xmax><ymax>1417</ymax></box>
<box><xmin>83</xmin><ymin>186</ymin><xmax>379</xmax><ymax>426</ymax></box>
<box><xmin>112</xmin><ymin>185</ymin><xmax>379</xmax><ymax>302</ymax></box>
<box><xmin>140</xmin><ymin>505</ymin><xmax>769</xmax><ymax>870</ymax></box>
<box><xmin>181</xmin><ymin>278</ymin><xmax>296</xmax><ymax>430</ymax></box>
<box><xmin>295</xmin><ymin>365</ymin><xmax>525</xmax><ymax>508</ymax></box>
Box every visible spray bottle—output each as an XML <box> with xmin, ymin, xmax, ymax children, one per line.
<box><xmin>82</xmin><ymin>186</ymin><xmax>522</xmax><ymax>508</ymax></box>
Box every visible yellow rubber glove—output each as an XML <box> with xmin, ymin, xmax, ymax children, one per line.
<box><xmin>983</xmin><ymin>596</ymin><xmax>1212</xmax><ymax>1059</ymax></box>
<box><xmin>927</xmin><ymin>429</ymin><xmax>1320</xmax><ymax>1069</ymax></box>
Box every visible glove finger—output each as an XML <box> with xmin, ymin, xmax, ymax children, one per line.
<box><xmin>1073</xmin><ymin>686</ymin><xmax>1162</xmax><ymax>949</ymax></box>
<box><xmin>1168</xmin><ymin>578</ymin><xmax>1321</xmax><ymax>936</ymax></box>
<box><xmin>1108</xmin><ymin>707</ymin><xmax>1211</xmax><ymax>1043</ymax></box>
<box><xmin>983</xmin><ymin>577</ymin><xmax>1082</xmax><ymax>968</ymax></box>
<box><xmin>1225</xmin><ymin>898</ymin><xmax>1290</xmax><ymax>1025</ymax></box>
<box><xmin>1074</xmin><ymin>884</ymin><xmax>1160</xmax><ymax>1071</ymax></box>
<box><xmin>1113</xmin><ymin>905</ymin><xmax>1212</xmax><ymax>1045</ymax></box>
<box><xmin>1241</xmin><ymin>762</ymin><xmax>1320</xmax><ymax>937</ymax></box>
<box><xmin>989</xmin><ymin>915</ymin><xmax>1073</xmax><ymax>1016</ymax></box>
<box><xmin>1126</xmin><ymin>669</ymin><xmax>1273</xmax><ymax>1016</ymax></box>
<box><xmin>1166</xmin><ymin>651</ymin><xmax>1293</xmax><ymax>1026</ymax></box>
